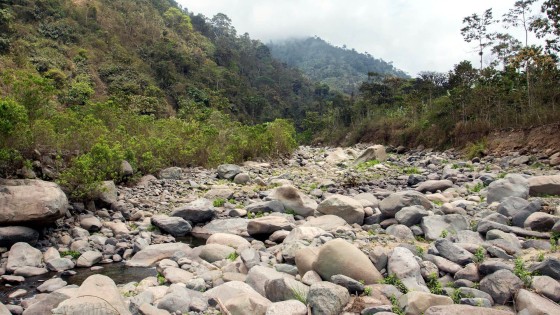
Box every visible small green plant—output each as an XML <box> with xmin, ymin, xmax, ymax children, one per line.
<box><xmin>60</xmin><ymin>250</ymin><xmax>81</xmax><ymax>259</ymax></box>
<box><xmin>484</xmin><ymin>164</ymin><xmax>491</xmax><ymax>172</ymax></box>
<box><xmin>227</xmin><ymin>252</ymin><xmax>239</xmax><ymax>261</ymax></box>
<box><xmin>157</xmin><ymin>272</ymin><xmax>166</xmax><ymax>285</ymax></box>
<box><xmin>514</xmin><ymin>257</ymin><xmax>533</xmax><ymax>287</ymax></box>
<box><xmin>359</xmin><ymin>279</ymin><xmax>365</xmax><ymax>285</ymax></box>
<box><xmin>497</xmin><ymin>172</ymin><xmax>507</xmax><ymax>179</ymax></box>
<box><xmin>356</xmin><ymin>159</ymin><xmax>380</xmax><ymax>171</ymax></box>
<box><xmin>213</xmin><ymin>198</ymin><xmax>226</xmax><ymax>207</ymax></box>
<box><xmin>291</xmin><ymin>287</ymin><xmax>307</xmax><ymax>304</ymax></box>
<box><xmin>451</xmin><ymin>289</ymin><xmax>473</xmax><ymax>304</ymax></box>
<box><xmin>146</xmin><ymin>224</ymin><xmax>157</xmax><ymax>232</ymax></box>
<box><xmin>468</xmin><ymin>182</ymin><xmax>484</xmax><ymax>193</ymax></box>
<box><xmin>247</xmin><ymin>212</ymin><xmax>253</xmax><ymax>219</ymax></box>
<box><xmin>381</xmin><ymin>274</ymin><xmax>408</xmax><ymax>294</ymax></box>
<box><xmin>368</xmin><ymin>229</ymin><xmax>376</xmax><ymax>236</ymax></box>
<box><xmin>466</xmin><ymin>140</ymin><xmax>486</xmax><ymax>160</ymax></box>
<box><xmin>389</xmin><ymin>295</ymin><xmax>405</xmax><ymax>315</ymax></box>
<box><xmin>129</xmin><ymin>223</ymin><xmax>138</xmax><ymax>231</ymax></box>
<box><xmin>426</xmin><ymin>273</ymin><xmax>443</xmax><ymax>295</ymax></box>
<box><xmin>537</xmin><ymin>252</ymin><xmax>545</xmax><ymax>262</ymax></box>
<box><xmin>470</xmin><ymin>220</ymin><xmax>479</xmax><ymax>231</ymax></box>
<box><xmin>285</xmin><ymin>208</ymin><xmax>296</xmax><ymax>216</ymax></box>
<box><xmin>363</xmin><ymin>286</ymin><xmax>372</xmax><ymax>296</ymax></box>
<box><xmin>122</xmin><ymin>291</ymin><xmax>137</xmax><ymax>297</ymax></box>
<box><xmin>440</xmin><ymin>229</ymin><xmax>448</xmax><ymax>238</ymax></box>
<box><xmin>415</xmin><ymin>235</ymin><xmax>426</xmax><ymax>242</ymax></box>
<box><xmin>433</xmin><ymin>200</ymin><xmax>443</xmax><ymax>207</ymax></box>
<box><xmin>473</xmin><ymin>246</ymin><xmax>485</xmax><ymax>264</ymax></box>
<box><xmin>550</xmin><ymin>237</ymin><xmax>558</xmax><ymax>252</ymax></box>
<box><xmin>416</xmin><ymin>245</ymin><xmax>425</xmax><ymax>257</ymax></box>
<box><xmin>403</xmin><ymin>167</ymin><xmax>420</xmax><ymax>174</ymax></box>
<box><xmin>255</xmin><ymin>211</ymin><xmax>264</xmax><ymax>218</ymax></box>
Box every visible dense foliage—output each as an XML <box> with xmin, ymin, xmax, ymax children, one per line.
<box><xmin>269</xmin><ymin>36</ymin><xmax>409</xmax><ymax>95</ymax></box>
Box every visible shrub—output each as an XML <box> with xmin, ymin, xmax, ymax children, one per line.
<box><xmin>466</xmin><ymin>139</ymin><xmax>486</xmax><ymax>160</ymax></box>
<box><xmin>426</xmin><ymin>273</ymin><xmax>444</xmax><ymax>295</ymax></box>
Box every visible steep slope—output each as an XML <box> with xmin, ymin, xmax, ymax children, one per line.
<box><xmin>268</xmin><ymin>36</ymin><xmax>409</xmax><ymax>94</ymax></box>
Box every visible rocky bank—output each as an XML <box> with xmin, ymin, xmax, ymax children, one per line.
<box><xmin>1</xmin><ymin>144</ymin><xmax>560</xmax><ymax>315</ymax></box>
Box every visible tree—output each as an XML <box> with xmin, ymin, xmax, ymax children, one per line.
<box><xmin>461</xmin><ymin>9</ymin><xmax>496</xmax><ymax>70</ymax></box>
<box><xmin>531</xmin><ymin>0</ymin><xmax>560</xmax><ymax>53</ymax></box>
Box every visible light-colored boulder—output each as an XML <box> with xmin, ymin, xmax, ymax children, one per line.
<box><xmin>354</xmin><ymin>145</ymin><xmax>387</xmax><ymax>164</ymax></box>
<box><xmin>307</xmin><ymin>281</ymin><xmax>350</xmax><ymax>315</ymax></box>
<box><xmin>6</xmin><ymin>242</ymin><xmax>43</xmax><ymax>272</ymax></box>
<box><xmin>206</xmin><ymin>233</ymin><xmax>250</xmax><ymax>250</ymax></box>
<box><xmin>246</xmin><ymin>266</ymin><xmax>290</xmax><ymax>296</ymax></box>
<box><xmin>398</xmin><ymin>291</ymin><xmax>453</xmax><ymax>315</ymax></box>
<box><xmin>528</xmin><ymin>175</ymin><xmax>560</xmax><ymax>196</ymax></box>
<box><xmin>487</xmin><ymin>174</ymin><xmax>529</xmax><ymax>203</ymax></box>
<box><xmin>163</xmin><ymin>267</ymin><xmax>194</xmax><ymax>284</ymax></box>
<box><xmin>198</xmin><ymin>244</ymin><xmax>235</xmax><ymax>263</ymax></box>
<box><xmin>247</xmin><ymin>215</ymin><xmax>295</xmax><ymax>236</ymax></box>
<box><xmin>265</xmin><ymin>300</ymin><xmax>307</xmax><ymax>315</ymax></box>
<box><xmin>515</xmin><ymin>288</ymin><xmax>560</xmax><ymax>315</ymax></box>
<box><xmin>269</xmin><ymin>185</ymin><xmax>317</xmax><ymax>217</ymax></box>
<box><xmin>126</xmin><ymin>243</ymin><xmax>191</xmax><ymax>267</ymax></box>
<box><xmin>380</xmin><ymin>191</ymin><xmax>432</xmax><ymax>218</ymax></box>
<box><xmin>204</xmin><ymin>281</ymin><xmax>271</xmax><ymax>315</ymax></box>
<box><xmin>388</xmin><ymin>247</ymin><xmax>428</xmax><ymax>293</ymax></box>
<box><xmin>424</xmin><ymin>305</ymin><xmax>514</xmax><ymax>315</ymax></box>
<box><xmin>302</xmin><ymin>215</ymin><xmax>349</xmax><ymax>231</ymax></box>
<box><xmin>76</xmin><ymin>251</ymin><xmax>102</xmax><ymax>268</ymax></box>
<box><xmin>416</xmin><ymin>180</ymin><xmax>454</xmax><ymax>193</ymax></box>
<box><xmin>316</xmin><ymin>194</ymin><xmax>365</xmax><ymax>225</ymax></box>
<box><xmin>0</xmin><ymin>179</ymin><xmax>68</xmax><ymax>225</ymax></box>
<box><xmin>283</xmin><ymin>226</ymin><xmax>325</xmax><ymax>243</ymax></box>
<box><xmin>313</xmin><ymin>239</ymin><xmax>382</xmax><ymax>284</ymax></box>
<box><xmin>420</xmin><ymin>214</ymin><xmax>469</xmax><ymax>241</ymax></box>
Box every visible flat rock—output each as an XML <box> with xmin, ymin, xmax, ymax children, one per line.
<box><xmin>6</xmin><ymin>242</ymin><xmax>43</xmax><ymax>272</ymax></box>
<box><xmin>269</xmin><ymin>185</ymin><xmax>317</xmax><ymax>217</ymax></box>
<box><xmin>487</xmin><ymin>174</ymin><xmax>529</xmax><ymax>203</ymax></box>
<box><xmin>421</xmin><ymin>214</ymin><xmax>469</xmax><ymax>241</ymax></box>
<box><xmin>206</xmin><ymin>233</ymin><xmax>250</xmax><ymax>250</ymax></box>
<box><xmin>265</xmin><ymin>300</ymin><xmax>307</xmax><ymax>315</ymax></box>
<box><xmin>0</xmin><ymin>226</ymin><xmax>39</xmax><ymax>247</ymax></box>
<box><xmin>398</xmin><ymin>291</ymin><xmax>453</xmax><ymax>315</ymax></box>
<box><xmin>170</xmin><ymin>198</ymin><xmax>216</xmax><ymax>224</ymax></box>
<box><xmin>416</xmin><ymin>180</ymin><xmax>454</xmax><ymax>193</ymax></box>
<box><xmin>151</xmin><ymin>215</ymin><xmax>192</xmax><ymax>237</ymax></box>
<box><xmin>307</xmin><ymin>281</ymin><xmax>350</xmax><ymax>315</ymax></box>
<box><xmin>126</xmin><ymin>243</ymin><xmax>191</xmax><ymax>267</ymax></box>
<box><xmin>191</xmin><ymin>218</ymin><xmax>248</xmax><ymax>238</ymax></box>
<box><xmin>528</xmin><ymin>174</ymin><xmax>560</xmax><ymax>196</ymax></box>
<box><xmin>379</xmin><ymin>191</ymin><xmax>432</xmax><ymax>218</ymax></box>
<box><xmin>434</xmin><ymin>238</ymin><xmax>473</xmax><ymax>265</ymax></box>
<box><xmin>76</xmin><ymin>250</ymin><xmax>102</xmax><ymax>268</ymax></box>
<box><xmin>302</xmin><ymin>215</ymin><xmax>349</xmax><ymax>231</ymax></box>
<box><xmin>247</xmin><ymin>215</ymin><xmax>295</xmax><ymax>237</ymax></box>
<box><xmin>37</xmin><ymin>278</ymin><xmax>67</xmax><ymax>293</ymax></box>
<box><xmin>316</xmin><ymin>194</ymin><xmax>364</xmax><ymax>225</ymax></box>
<box><xmin>515</xmin><ymin>288</ymin><xmax>560</xmax><ymax>315</ymax></box>
<box><xmin>424</xmin><ymin>305</ymin><xmax>514</xmax><ymax>315</ymax></box>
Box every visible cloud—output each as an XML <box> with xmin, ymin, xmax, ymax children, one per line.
<box><xmin>178</xmin><ymin>0</ymin><xmax>540</xmax><ymax>76</ymax></box>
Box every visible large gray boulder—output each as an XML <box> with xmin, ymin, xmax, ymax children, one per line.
<box><xmin>497</xmin><ymin>197</ymin><xmax>530</xmax><ymax>218</ymax></box>
<box><xmin>388</xmin><ymin>247</ymin><xmax>428</xmax><ymax>293</ymax></box>
<box><xmin>204</xmin><ymin>281</ymin><xmax>271</xmax><ymax>315</ymax></box>
<box><xmin>6</xmin><ymin>242</ymin><xmax>43</xmax><ymax>272</ymax></box>
<box><xmin>217</xmin><ymin>164</ymin><xmax>241</xmax><ymax>180</ymax></box>
<box><xmin>246</xmin><ymin>266</ymin><xmax>290</xmax><ymax>296</ymax></box>
<box><xmin>479</xmin><ymin>269</ymin><xmax>523</xmax><ymax>304</ymax></box>
<box><xmin>313</xmin><ymin>239</ymin><xmax>382</xmax><ymax>284</ymax></box>
<box><xmin>528</xmin><ymin>174</ymin><xmax>560</xmax><ymax>196</ymax></box>
<box><xmin>434</xmin><ymin>238</ymin><xmax>474</xmax><ymax>265</ymax></box>
<box><xmin>0</xmin><ymin>179</ymin><xmax>68</xmax><ymax>225</ymax></box>
<box><xmin>264</xmin><ymin>277</ymin><xmax>309</xmax><ymax>302</ymax></box>
<box><xmin>421</xmin><ymin>214</ymin><xmax>469</xmax><ymax>241</ymax></box>
<box><xmin>158</xmin><ymin>167</ymin><xmax>182</xmax><ymax>180</ymax></box>
<box><xmin>0</xmin><ymin>226</ymin><xmax>39</xmax><ymax>247</ymax></box>
<box><xmin>354</xmin><ymin>145</ymin><xmax>387</xmax><ymax>164</ymax></box>
<box><xmin>515</xmin><ymin>288</ymin><xmax>560</xmax><ymax>315</ymax></box>
<box><xmin>302</xmin><ymin>215</ymin><xmax>349</xmax><ymax>231</ymax></box>
<box><xmin>76</xmin><ymin>250</ymin><xmax>102</xmax><ymax>268</ymax></box>
<box><xmin>395</xmin><ymin>206</ymin><xmax>429</xmax><ymax>226</ymax></box>
<box><xmin>416</xmin><ymin>180</ymin><xmax>454</xmax><ymax>193</ymax></box>
<box><xmin>316</xmin><ymin>194</ymin><xmax>364</xmax><ymax>225</ymax></box>
<box><xmin>170</xmin><ymin>198</ymin><xmax>216</xmax><ymax>224</ymax></box>
<box><xmin>269</xmin><ymin>185</ymin><xmax>317</xmax><ymax>217</ymax></box>
<box><xmin>487</xmin><ymin>174</ymin><xmax>529</xmax><ymax>203</ymax></box>
<box><xmin>307</xmin><ymin>281</ymin><xmax>350</xmax><ymax>315</ymax></box>
<box><xmin>126</xmin><ymin>243</ymin><xmax>191</xmax><ymax>267</ymax></box>
<box><xmin>398</xmin><ymin>291</ymin><xmax>453</xmax><ymax>315</ymax></box>
<box><xmin>198</xmin><ymin>244</ymin><xmax>235</xmax><ymax>263</ymax></box>
<box><xmin>52</xmin><ymin>275</ymin><xmax>131</xmax><ymax>315</ymax></box>
<box><xmin>191</xmin><ymin>218</ymin><xmax>248</xmax><ymax>238</ymax></box>
<box><xmin>424</xmin><ymin>305</ymin><xmax>514</xmax><ymax>315</ymax></box>
<box><xmin>247</xmin><ymin>215</ymin><xmax>295</xmax><ymax>237</ymax></box>
<box><xmin>151</xmin><ymin>215</ymin><xmax>192</xmax><ymax>237</ymax></box>
<box><xmin>379</xmin><ymin>191</ymin><xmax>432</xmax><ymax>218</ymax></box>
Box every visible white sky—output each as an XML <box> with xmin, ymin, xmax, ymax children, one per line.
<box><xmin>177</xmin><ymin>0</ymin><xmax>543</xmax><ymax>77</ymax></box>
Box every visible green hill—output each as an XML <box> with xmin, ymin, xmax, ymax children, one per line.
<box><xmin>268</xmin><ymin>36</ymin><xmax>409</xmax><ymax>94</ymax></box>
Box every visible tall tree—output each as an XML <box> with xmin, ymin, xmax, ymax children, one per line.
<box><xmin>531</xmin><ymin>0</ymin><xmax>560</xmax><ymax>53</ymax></box>
<box><xmin>461</xmin><ymin>9</ymin><xmax>495</xmax><ymax>70</ymax></box>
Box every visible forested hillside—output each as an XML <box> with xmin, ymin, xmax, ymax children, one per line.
<box><xmin>269</xmin><ymin>36</ymin><xmax>409</xmax><ymax>94</ymax></box>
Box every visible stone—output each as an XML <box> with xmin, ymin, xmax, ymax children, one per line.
<box><xmin>379</xmin><ymin>191</ymin><xmax>432</xmax><ymax>218</ymax></box>
<box><xmin>316</xmin><ymin>194</ymin><xmax>365</xmax><ymax>225</ymax></box>
<box><xmin>386</xmin><ymin>224</ymin><xmax>415</xmax><ymax>241</ymax></box>
<box><xmin>479</xmin><ymin>269</ymin><xmax>523</xmax><ymax>305</ymax></box>
<box><xmin>434</xmin><ymin>238</ymin><xmax>473</xmax><ymax>265</ymax></box>
<box><xmin>158</xmin><ymin>167</ymin><xmax>182</xmax><ymax>180</ymax></box>
<box><xmin>157</xmin><ymin>289</ymin><xmax>191</xmax><ymax>313</ymax></box>
<box><xmin>283</xmin><ymin>226</ymin><xmax>325</xmax><ymax>243</ymax></box>
<box><xmin>22</xmin><ymin>292</ymin><xmax>72</xmax><ymax>315</ymax></box>
<box><xmin>138</xmin><ymin>303</ymin><xmax>170</xmax><ymax>315</ymax></box>
<box><xmin>0</xmin><ymin>179</ymin><xmax>68</xmax><ymax>225</ymax></box>
<box><xmin>0</xmin><ymin>303</ymin><xmax>10</xmax><ymax>315</ymax></box>
<box><xmin>79</xmin><ymin>215</ymin><xmax>102</xmax><ymax>232</ymax></box>
<box><xmin>163</xmin><ymin>267</ymin><xmax>193</xmax><ymax>284</ymax></box>
<box><xmin>269</xmin><ymin>185</ymin><xmax>317</xmax><ymax>217</ymax></box>
<box><xmin>416</xmin><ymin>180</ymin><xmax>454</xmax><ymax>193</ymax></box>
<box><xmin>497</xmin><ymin>197</ymin><xmax>530</xmax><ymax>217</ymax></box>
<box><xmin>247</xmin><ymin>215</ymin><xmax>295</xmax><ymax>237</ymax></box>
<box><xmin>515</xmin><ymin>288</ymin><xmax>560</xmax><ymax>315</ymax></box>
<box><xmin>206</xmin><ymin>233</ymin><xmax>250</xmax><ymax>250</ymax></box>
<box><xmin>423</xmin><ymin>254</ymin><xmax>462</xmax><ymax>274</ymax></box>
<box><xmin>550</xmin><ymin>152</ymin><xmax>560</xmax><ymax>166</ymax></box>
<box><xmin>368</xmin><ymin>246</ymin><xmax>389</xmax><ymax>271</ymax></box>
<box><xmin>233</xmin><ymin>173</ymin><xmax>250</xmax><ymax>184</ymax></box>
<box><xmin>302</xmin><ymin>270</ymin><xmax>322</xmax><ymax>286</ymax></box>
<box><xmin>354</xmin><ymin>145</ymin><xmax>387</xmax><ymax>164</ymax></box>
<box><xmin>0</xmin><ymin>226</ymin><xmax>39</xmax><ymax>247</ymax></box>
<box><xmin>398</xmin><ymin>291</ymin><xmax>453</xmax><ymax>315</ymax></box>
<box><xmin>313</xmin><ymin>238</ymin><xmax>383</xmax><ymax>284</ymax></box>
<box><xmin>424</xmin><ymin>305</ymin><xmax>514</xmax><ymax>315</ymax></box>
<box><xmin>529</xmin><ymin>258</ymin><xmax>560</xmax><ymax>280</ymax></box>
<box><xmin>191</xmin><ymin>218</ymin><xmax>248</xmax><ymax>238</ymax></box>
<box><xmin>531</xmin><ymin>276</ymin><xmax>560</xmax><ymax>302</ymax></box>
<box><xmin>151</xmin><ymin>215</ymin><xmax>192</xmax><ymax>237</ymax></box>
<box><xmin>331</xmin><ymin>274</ymin><xmax>365</xmax><ymax>294</ymax></box>
<box><xmin>388</xmin><ymin>247</ymin><xmax>428</xmax><ymax>293</ymax></box>
<box><xmin>295</xmin><ymin>247</ymin><xmax>320</xmax><ymax>276</ymax></box>
<box><xmin>46</xmin><ymin>258</ymin><xmax>75</xmax><ymax>272</ymax></box>
<box><xmin>421</xmin><ymin>214</ymin><xmax>469</xmax><ymax>241</ymax></box>
<box><xmin>6</xmin><ymin>242</ymin><xmax>43</xmax><ymax>272</ymax></box>
<box><xmin>217</xmin><ymin>164</ymin><xmax>241</xmax><ymax>180</ymax></box>
<box><xmin>198</xmin><ymin>244</ymin><xmax>235</xmax><ymax>263</ymax></box>
<box><xmin>37</xmin><ymin>278</ymin><xmax>67</xmax><ymax>293</ymax></box>
<box><xmin>204</xmin><ymin>187</ymin><xmax>234</xmax><ymax>200</ymax></box>
<box><xmin>265</xmin><ymin>300</ymin><xmax>307</xmax><ymax>315</ymax></box>
<box><xmin>246</xmin><ymin>266</ymin><xmax>289</xmax><ymax>296</ymax></box>
<box><xmin>247</xmin><ymin>200</ymin><xmax>285</xmax><ymax>213</ymax></box>
<box><xmin>170</xmin><ymin>198</ymin><xmax>216</xmax><ymax>224</ymax></box>
<box><xmin>524</xmin><ymin>212</ymin><xmax>558</xmax><ymax>231</ymax></box>
<box><xmin>52</xmin><ymin>274</ymin><xmax>131</xmax><ymax>315</ymax></box>
<box><xmin>76</xmin><ymin>250</ymin><xmax>102</xmax><ymax>267</ymax></box>
<box><xmin>13</xmin><ymin>266</ymin><xmax>48</xmax><ymax>277</ymax></box>
<box><xmin>486</xmin><ymin>174</ymin><xmax>529</xmax><ymax>203</ymax></box>
<box><xmin>204</xmin><ymin>281</ymin><xmax>271</xmax><ymax>314</ymax></box>
<box><xmin>454</xmin><ymin>263</ymin><xmax>481</xmax><ymax>282</ymax></box>
<box><xmin>395</xmin><ymin>206</ymin><xmax>429</xmax><ymax>226</ymax></box>
<box><xmin>307</xmin><ymin>281</ymin><xmax>350</xmax><ymax>315</ymax></box>
<box><xmin>528</xmin><ymin>174</ymin><xmax>560</xmax><ymax>196</ymax></box>
<box><xmin>264</xmin><ymin>277</ymin><xmax>309</xmax><ymax>302</ymax></box>
<box><xmin>325</xmin><ymin>147</ymin><xmax>350</xmax><ymax>164</ymax></box>
<box><xmin>240</xmin><ymin>247</ymin><xmax>261</xmax><ymax>269</ymax></box>
<box><xmin>126</xmin><ymin>243</ymin><xmax>191</xmax><ymax>267</ymax></box>
<box><xmin>95</xmin><ymin>180</ymin><xmax>117</xmax><ymax>207</ymax></box>
<box><xmin>302</xmin><ymin>215</ymin><xmax>349</xmax><ymax>231</ymax></box>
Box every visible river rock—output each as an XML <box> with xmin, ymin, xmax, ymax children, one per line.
<box><xmin>126</xmin><ymin>243</ymin><xmax>191</xmax><ymax>267</ymax></box>
<box><xmin>528</xmin><ymin>174</ymin><xmax>560</xmax><ymax>196</ymax></box>
<box><xmin>0</xmin><ymin>226</ymin><xmax>39</xmax><ymax>247</ymax></box>
<box><xmin>416</xmin><ymin>180</ymin><xmax>454</xmax><ymax>193</ymax></box>
<box><xmin>79</xmin><ymin>215</ymin><xmax>102</xmax><ymax>232</ymax></box>
<box><xmin>151</xmin><ymin>215</ymin><xmax>192</xmax><ymax>237</ymax></box>
<box><xmin>265</xmin><ymin>300</ymin><xmax>307</xmax><ymax>315</ymax></box>
<box><xmin>531</xmin><ymin>275</ymin><xmax>560</xmax><ymax>302</ymax></box>
<box><xmin>421</xmin><ymin>214</ymin><xmax>469</xmax><ymax>240</ymax></box>
<box><xmin>46</xmin><ymin>258</ymin><xmax>75</xmax><ymax>272</ymax></box>
<box><xmin>434</xmin><ymin>238</ymin><xmax>473</xmax><ymax>265</ymax></box>
<box><xmin>52</xmin><ymin>274</ymin><xmax>131</xmax><ymax>315</ymax></box>
<box><xmin>398</xmin><ymin>291</ymin><xmax>453</xmax><ymax>315</ymax></box>
<box><xmin>316</xmin><ymin>194</ymin><xmax>364</xmax><ymax>225</ymax></box>
<box><xmin>191</xmin><ymin>218</ymin><xmax>248</xmax><ymax>238</ymax></box>
<box><xmin>283</xmin><ymin>226</ymin><xmax>324</xmax><ymax>243</ymax></box>
<box><xmin>204</xmin><ymin>281</ymin><xmax>271</xmax><ymax>314</ymax></box>
<box><xmin>354</xmin><ymin>145</ymin><xmax>387</xmax><ymax>164</ymax></box>
<box><xmin>246</xmin><ymin>200</ymin><xmax>285</xmax><ymax>213</ymax></box>
<box><xmin>247</xmin><ymin>215</ymin><xmax>295</xmax><ymax>237</ymax></box>
<box><xmin>264</xmin><ymin>277</ymin><xmax>309</xmax><ymax>302</ymax></box>
<box><xmin>379</xmin><ymin>191</ymin><xmax>432</xmax><ymax>218</ymax></box>
<box><xmin>246</xmin><ymin>266</ymin><xmax>290</xmax><ymax>296</ymax></box>
<box><xmin>6</xmin><ymin>242</ymin><xmax>43</xmax><ymax>272</ymax></box>
<box><xmin>0</xmin><ymin>179</ymin><xmax>68</xmax><ymax>225</ymax></box>
<box><xmin>529</xmin><ymin>258</ymin><xmax>560</xmax><ymax>280</ymax></box>
<box><xmin>307</xmin><ymin>281</ymin><xmax>350</xmax><ymax>315</ymax></box>
<box><xmin>302</xmin><ymin>215</ymin><xmax>348</xmax><ymax>231</ymax></box>
<box><xmin>217</xmin><ymin>164</ymin><xmax>241</xmax><ymax>180</ymax></box>
<box><xmin>524</xmin><ymin>212</ymin><xmax>558</xmax><ymax>231</ymax></box>
<box><xmin>424</xmin><ymin>305</ymin><xmax>514</xmax><ymax>315</ymax></box>
<box><xmin>206</xmin><ymin>233</ymin><xmax>250</xmax><ymax>249</ymax></box>
<box><xmin>198</xmin><ymin>244</ymin><xmax>235</xmax><ymax>263</ymax></box>
<box><xmin>388</xmin><ymin>247</ymin><xmax>428</xmax><ymax>293</ymax></box>
<box><xmin>163</xmin><ymin>267</ymin><xmax>194</xmax><ymax>284</ymax></box>
<box><xmin>479</xmin><ymin>269</ymin><xmax>523</xmax><ymax>304</ymax></box>
<box><xmin>158</xmin><ymin>167</ymin><xmax>182</xmax><ymax>180</ymax></box>
<box><xmin>76</xmin><ymin>250</ymin><xmax>102</xmax><ymax>267</ymax></box>
<box><xmin>170</xmin><ymin>198</ymin><xmax>216</xmax><ymax>224</ymax></box>
<box><xmin>395</xmin><ymin>205</ymin><xmax>429</xmax><ymax>226</ymax></box>
<box><xmin>487</xmin><ymin>174</ymin><xmax>529</xmax><ymax>203</ymax></box>
<box><xmin>515</xmin><ymin>288</ymin><xmax>560</xmax><ymax>315</ymax></box>
<box><xmin>313</xmin><ymin>238</ymin><xmax>382</xmax><ymax>284</ymax></box>
<box><xmin>37</xmin><ymin>278</ymin><xmax>67</xmax><ymax>293</ymax></box>
<box><xmin>269</xmin><ymin>185</ymin><xmax>317</xmax><ymax>217</ymax></box>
